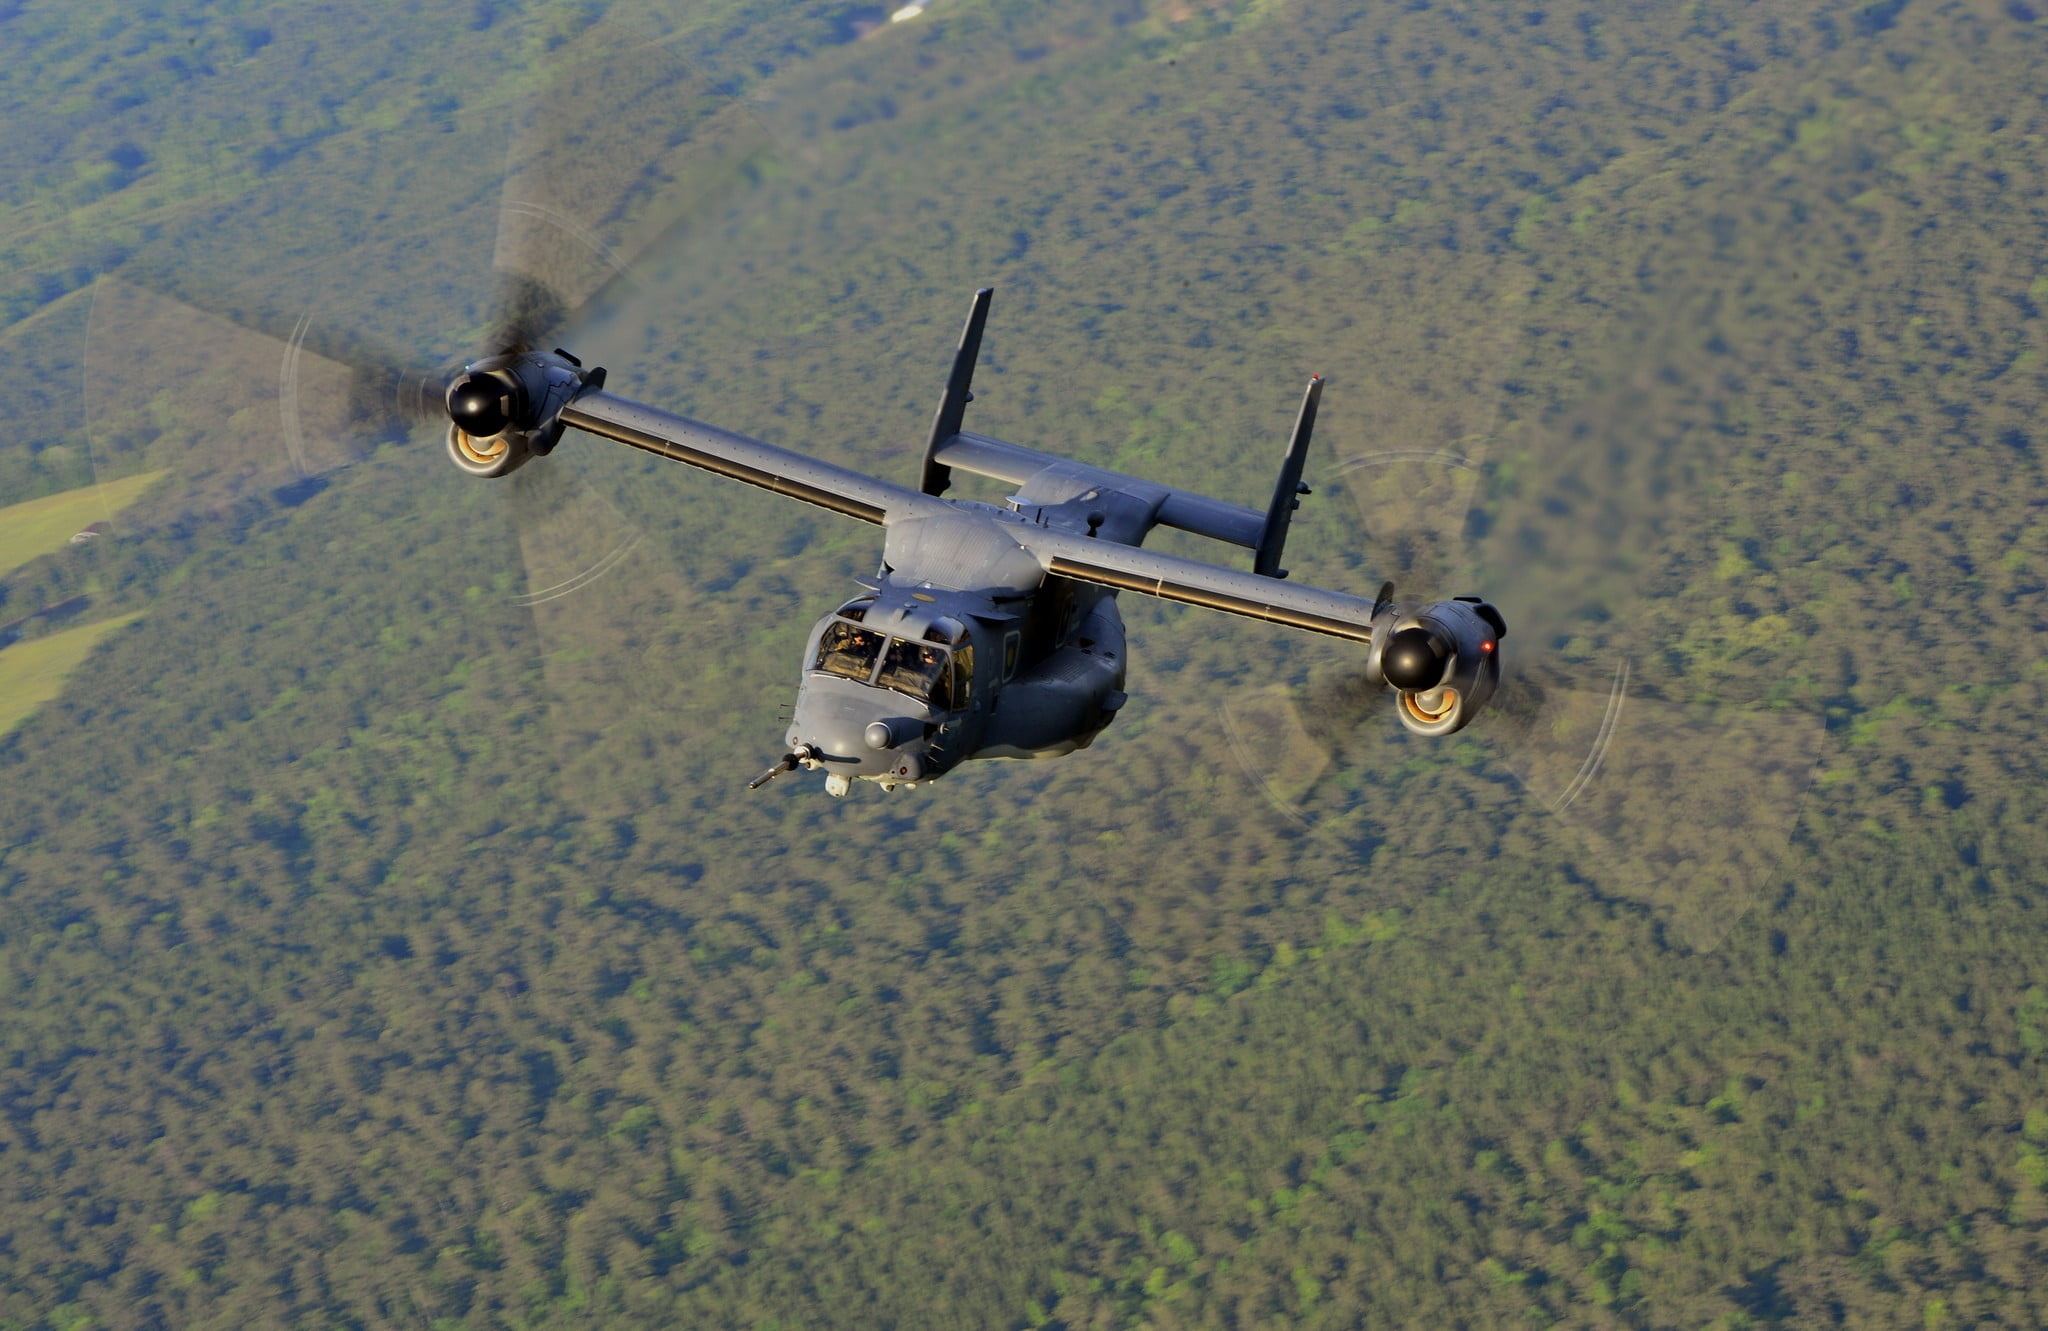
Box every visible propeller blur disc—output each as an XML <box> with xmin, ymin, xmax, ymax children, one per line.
<box><xmin>1214</xmin><ymin>312</ymin><xmax>1824</xmax><ymax>952</ymax></box>
<box><xmin>72</xmin><ymin>22</ymin><xmax>776</xmax><ymax>823</ymax></box>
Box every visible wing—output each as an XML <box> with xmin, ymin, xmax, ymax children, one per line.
<box><xmin>1014</xmin><ymin>522</ymin><xmax>1380</xmax><ymax>643</ymax></box>
<box><xmin>564</xmin><ymin>384</ymin><xmax>1381</xmax><ymax>640</ymax></box>
<box><xmin>562</xmin><ymin>390</ymin><xmax>947</xmax><ymax>526</ymax></box>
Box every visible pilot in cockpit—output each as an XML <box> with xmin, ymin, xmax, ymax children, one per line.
<box><xmin>879</xmin><ymin>638</ymin><xmax>952</xmax><ymax>709</ymax></box>
<box><xmin>815</xmin><ymin>622</ymin><xmax>883</xmax><ymax>681</ymax></box>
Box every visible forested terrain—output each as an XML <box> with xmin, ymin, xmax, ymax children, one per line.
<box><xmin>1</xmin><ymin>0</ymin><xmax>2046</xmax><ymax>1326</ymax></box>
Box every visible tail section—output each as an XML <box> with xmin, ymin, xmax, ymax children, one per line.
<box><xmin>919</xmin><ymin>291</ymin><xmax>1321</xmax><ymax>564</ymax></box>
<box><xmin>920</xmin><ymin>287</ymin><xmax>994</xmax><ymax>496</ymax></box>
<box><xmin>1253</xmin><ymin>375</ymin><xmax>1321</xmax><ymax>579</ymax></box>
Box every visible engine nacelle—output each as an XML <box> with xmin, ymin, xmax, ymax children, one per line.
<box><xmin>1365</xmin><ymin>596</ymin><xmax>1506</xmax><ymax>737</ymax></box>
<box><xmin>442</xmin><ymin>350</ymin><xmax>602</xmax><ymax>478</ymax></box>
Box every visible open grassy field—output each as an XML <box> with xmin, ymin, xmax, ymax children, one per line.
<box><xmin>0</xmin><ymin>610</ymin><xmax>144</xmax><ymax>738</ymax></box>
<box><xmin>0</xmin><ymin>471</ymin><xmax>162</xmax><ymax>578</ymax></box>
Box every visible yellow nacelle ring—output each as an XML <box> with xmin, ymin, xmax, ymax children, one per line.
<box><xmin>445</xmin><ymin>423</ymin><xmax>533</xmax><ymax>478</ymax></box>
<box><xmin>1400</xmin><ymin>687</ymin><xmax>1459</xmax><ymax>723</ymax></box>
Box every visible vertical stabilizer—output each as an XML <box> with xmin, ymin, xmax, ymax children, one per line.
<box><xmin>920</xmin><ymin>287</ymin><xmax>995</xmax><ymax>496</ymax></box>
<box><xmin>1254</xmin><ymin>375</ymin><xmax>1322</xmax><ymax>578</ymax></box>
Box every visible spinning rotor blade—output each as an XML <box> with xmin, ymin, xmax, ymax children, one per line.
<box><xmin>488</xmin><ymin>30</ymin><xmax>770</xmax><ymax>358</ymax></box>
<box><xmin>1218</xmin><ymin>308</ymin><xmax>1507</xmax><ymax>837</ymax></box>
<box><xmin>1217</xmin><ymin>303</ymin><xmax>1823</xmax><ymax>951</ymax></box>
<box><xmin>500</xmin><ymin>465</ymin><xmax>701</xmax><ymax>817</ymax></box>
<box><xmin>475</xmin><ymin>25</ymin><xmax>774</xmax><ymax>809</ymax></box>
<box><xmin>1483</xmin><ymin>657</ymin><xmax>1820</xmax><ymax>948</ymax></box>
<box><xmin>83</xmin><ymin>279</ymin><xmax>366</xmax><ymax>527</ymax></box>
<box><xmin>81</xmin><ymin>277</ymin><xmax>448</xmax><ymax>531</ymax></box>
<box><xmin>65</xmin><ymin>22</ymin><xmax>775</xmax><ymax>822</ymax></box>
<box><xmin>87</xmin><ymin>14</ymin><xmax>773</xmax><ymax>488</ymax></box>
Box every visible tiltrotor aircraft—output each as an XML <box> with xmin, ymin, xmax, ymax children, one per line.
<box><xmin>441</xmin><ymin>287</ymin><xmax>1507</xmax><ymax>796</ymax></box>
<box><xmin>77</xmin><ymin>20</ymin><xmax>1821</xmax><ymax>941</ymax></box>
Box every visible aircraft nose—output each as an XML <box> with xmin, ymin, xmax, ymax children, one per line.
<box><xmin>864</xmin><ymin>717</ymin><xmax>922</xmax><ymax>750</ymax></box>
<box><xmin>790</xmin><ymin>683</ymin><xmax>924</xmax><ymax>775</ymax></box>
<box><xmin>796</xmin><ymin>718</ymin><xmax>887</xmax><ymax>771</ymax></box>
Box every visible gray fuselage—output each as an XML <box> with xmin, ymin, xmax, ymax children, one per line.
<box><xmin>785</xmin><ymin>491</ymin><xmax>1136</xmax><ymax>795</ymax></box>
<box><xmin>448</xmin><ymin>290</ymin><xmax>1488</xmax><ymax>803</ymax></box>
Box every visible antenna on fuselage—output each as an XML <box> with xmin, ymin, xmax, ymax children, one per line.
<box><xmin>919</xmin><ymin>286</ymin><xmax>995</xmax><ymax>497</ymax></box>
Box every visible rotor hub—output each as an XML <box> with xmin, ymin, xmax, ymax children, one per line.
<box><xmin>446</xmin><ymin>371</ymin><xmax>516</xmax><ymax>438</ymax></box>
<box><xmin>1381</xmin><ymin>625</ymin><xmax>1450</xmax><ymax>691</ymax></box>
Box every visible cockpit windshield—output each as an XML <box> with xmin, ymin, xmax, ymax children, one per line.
<box><xmin>809</xmin><ymin>616</ymin><xmax>965</xmax><ymax>709</ymax></box>
<box><xmin>877</xmin><ymin>638</ymin><xmax>953</xmax><ymax>709</ymax></box>
<box><xmin>813</xmin><ymin>621</ymin><xmax>883</xmax><ymax>682</ymax></box>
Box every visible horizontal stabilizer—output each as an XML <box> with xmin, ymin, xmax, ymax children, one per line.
<box><xmin>930</xmin><ymin>431</ymin><xmax>1267</xmax><ymax>550</ymax></box>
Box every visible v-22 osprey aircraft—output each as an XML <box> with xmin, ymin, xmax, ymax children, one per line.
<box><xmin>442</xmin><ymin>288</ymin><xmax>1507</xmax><ymax>796</ymax></box>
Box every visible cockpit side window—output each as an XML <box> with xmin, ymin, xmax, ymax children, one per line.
<box><xmin>877</xmin><ymin>637</ymin><xmax>952</xmax><ymax>708</ymax></box>
<box><xmin>813</xmin><ymin>621</ymin><xmax>883</xmax><ymax>682</ymax></box>
<box><xmin>952</xmin><ymin>642</ymin><xmax>975</xmax><ymax>707</ymax></box>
